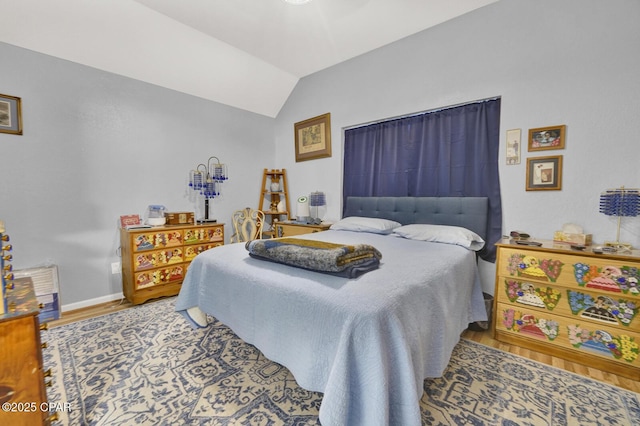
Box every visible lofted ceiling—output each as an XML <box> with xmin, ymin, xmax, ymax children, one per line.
<box><xmin>0</xmin><ymin>0</ymin><xmax>498</xmax><ymax>117</ymax></box>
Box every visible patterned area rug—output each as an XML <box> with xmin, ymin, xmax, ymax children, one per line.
<box><xmin>44</xmin><ymin>298</ymin><xmax>640</xmax><ymax>425</ymax></box>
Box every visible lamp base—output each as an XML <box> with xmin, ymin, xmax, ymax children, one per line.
<box><xmin>604</xmin><ymin>241</ymin><xmax>633</xmax><ymax>253</ymax></box>
<box><xmin>197</xmin><ymin>219</ymin><xmax>218</xmax><ymax>224</ymax></box>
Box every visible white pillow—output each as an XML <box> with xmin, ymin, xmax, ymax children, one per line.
<box><xmin>330</xmin><ymin>216</ymin><xmax>402</xmax><ymax>234</ymax></box>
<box><xmin>393</xmin><ymin>224</ymin><xmax>485</xmax><ymax>251</ymax></box>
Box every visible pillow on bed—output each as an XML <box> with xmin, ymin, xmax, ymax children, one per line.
<box><xmin>393</xmin><ymin>224</ymin><xmax>485</xmax><ymax>251</ymax></box>
<box><xmin>330</xmin><ymin>216</ymin><xmax>402</xmax><ymax>234</ymax></box>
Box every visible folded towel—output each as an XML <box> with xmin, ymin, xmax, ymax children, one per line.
<box><xmin>246</xmin><ymin>238</ymin><xmax>382</xmax><ymax>278</ymax></box>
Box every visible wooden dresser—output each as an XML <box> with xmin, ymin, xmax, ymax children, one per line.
<box><xmin>120</xmin><ymin>223</ymin><xmax>224</xmax><ymax>304</ymax></box>
<box><xmin>274</xmin><ymin>222</ymin><xmax>331</xmax><ymax>238</ymax></box>
<box><xmin>493</xmin><ymin>239</ymin><xmax>640</xmax><ymax>380</ymax></box>
<box><xmin>0</xmin><ymin>278</ymin><xmax>54</xmax><ymax>425</ymax></box>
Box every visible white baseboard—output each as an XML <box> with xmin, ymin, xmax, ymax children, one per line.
<box><xmin>61</xmin><ymin>292</ymin><xmax>125</xmax><ymax>312</ymax></box>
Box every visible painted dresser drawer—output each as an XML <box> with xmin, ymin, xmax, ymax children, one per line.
<box><xmin>496</xmin><ymin>277</ymin><xmax>639</xmax><ymax>330</ymax></box>
<box><xmin>498</xmin><ymin>247</ymin><xmax>640</xmax><ymax>296</ymax></box>
<box><xmin>184</xmin><ymin>243</ymin><xmax>220</xmax><ymax>261</ymax></box>
<box><xmin>496</xmin><ymin>301</ymin><xmax>640</xmax><ymax>368</ymax></box>
<box><xmin>184</xmin><ymin>226</ymin><xmax>223</xmax><ymax>245</ymax></box>
<box><xmin>133</xmin><ymin>247</ymin><xmax>184</xmax><ymax>271</ymax></box>
<box><xmin>134</xmin><ymin>264</ymin><xmax>185</xmax><ymax>290</ymax></box>
<box><xmin>132</xmin><ymin>229</ymin><xmax>184</xmax><ymax>252</ymax></box>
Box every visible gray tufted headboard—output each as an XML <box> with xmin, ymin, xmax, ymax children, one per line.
<box><xmin>343</xmin><ymin>196</ymin><xmax>489</xmax><ymax>242</ymax></box>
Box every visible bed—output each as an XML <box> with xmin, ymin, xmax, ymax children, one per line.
<box><xmin>175</xmin><ymin>196</ymin><xmax>489</xmax><ymax>426</ymax></box>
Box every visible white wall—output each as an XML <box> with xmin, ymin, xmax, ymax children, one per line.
<box><xmin>0</xmin><ymin>42</ymin><xmax>275</xmax><ymax>307</ymax></box>
<box><xmin>274</xmin><ymin>0</ymin><xmax>640</xmax><ymax>293</ymax></box>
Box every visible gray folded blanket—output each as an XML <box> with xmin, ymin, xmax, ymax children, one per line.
<box><xmin>245</xmin><ymin>237</ymin><xmax>382</xmax><ymax>278</ymax></box>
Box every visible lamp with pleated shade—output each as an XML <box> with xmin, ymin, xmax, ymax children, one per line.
<box><xmin>309</xmin><ymin>191</ymin><xmax>326</xmax><ymax>222</ymax></box>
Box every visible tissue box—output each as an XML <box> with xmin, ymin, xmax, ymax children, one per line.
<box><xmin>553</xmin><ymin>231</ymin><xmax>592</xmax><ymax>246</ymax></box>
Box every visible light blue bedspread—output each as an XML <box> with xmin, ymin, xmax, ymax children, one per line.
<box><xmin>175</xmin><ymin>230</ymin><xmax>487</xmax><ymax>426</ymax></box>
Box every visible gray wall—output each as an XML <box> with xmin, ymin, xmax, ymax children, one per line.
<box><xmin>275</xmin><ymin>0</ymin><xmax>640</xmax><ymax>292</ymax></box>
<box><xmin>0</xmin><ymin>42</ymin><xmax>275</xmax><ymax>307</ymax></box>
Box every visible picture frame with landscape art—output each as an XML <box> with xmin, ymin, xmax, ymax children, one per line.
<box><xmin>528</xmin><ymin>124</ymin><xmax>565</xmax><ymax>151</ymax></box>
<box><xmin>526</xmin><ymin>155</ymin><xmax>563</xmax><ymax>191</ymax></box>
<box><xmin>294</xmin><ymin>113</ymin><xmax>331</xmax><ymax>162</ymax></box>
<box><xmin>0</xmin><ymin>93</ymin><xmax>23</xmax><ymax>135</ymax></box>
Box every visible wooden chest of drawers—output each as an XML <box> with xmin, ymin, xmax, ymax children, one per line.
<box><xmin>0</xmin><ymin>278</ymin><xmax>54</xmax><ymax>425</ymax></box>
<box><xmin>120</xmin><ymin>223</ymin><xmax>224</xmax><ymax>304</ymax></box>
<box><xmin>274</xmin><ymin>222</ymin><xmax>331</xmax><ymax>238</ymax></box>
<box><xmin>493</xmin><ymin>239</ymin><xmax>640</xmax><ymax>380</ymax></box>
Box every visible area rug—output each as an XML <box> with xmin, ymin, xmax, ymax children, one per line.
<box><xmin>44</xmin><ymin>298</ymin><xmax>640</xmax><ymax>425</ymax></box>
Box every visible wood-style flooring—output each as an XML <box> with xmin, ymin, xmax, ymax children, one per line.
<box><xmin>49</xmin><ymin>298</ymin><xmax>640</xmax><ymax>394</ymax></box>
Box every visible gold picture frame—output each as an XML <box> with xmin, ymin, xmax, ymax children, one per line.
<box><xmin>526</xmin><ymin>155</ymin><xmax>563</xmax><ymax>191</ymax></box>
<box><xmin>0</xmin><ymin>93</ymin><xmax>23</xmax><ymax>135</ymax></box>
<box><xmin>294</xmin><ymin>113</ymin><xmax>331</xmax><ymax>162</ymax></box>
<box><xmin>528</xmin><ymin>124</ymin><xmax>566</xmax><ymax>151</ymax></box>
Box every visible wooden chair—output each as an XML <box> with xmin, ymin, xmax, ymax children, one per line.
<box><xmin>230</xmin><ymin>208</ymin><xmax>265</xmax><ymax>243</ymax></box>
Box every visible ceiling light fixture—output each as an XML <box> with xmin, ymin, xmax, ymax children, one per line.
<box><xmin>283</xmin><ymin>0</ymin><xmax>312</xmax><ymax>5</ymax></box>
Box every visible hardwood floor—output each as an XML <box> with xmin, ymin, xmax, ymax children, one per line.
<box><xmin>49</xmin><ymin>299</ymin><xmax>640</xmax><ymax>394</ymax></box>
<box><xmin>48</xmin><ymin>297</ymin><xmax>136</xmax><ymax>327</ymax></box>
<box><xmin>462</xmin><ymin>328</ymin><xmax>640</xmax><ymax>394</ymax></box>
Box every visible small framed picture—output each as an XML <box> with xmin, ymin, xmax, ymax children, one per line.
<box><xmin>506</xmin><ymin>128</ymin><xmax>521</xmax><ymax>165</ymax></box>
<box><xmin>294</xmin><ymin>112</ymin><xmax>331</xmax><ymax>162</ymax></box>
<box><xmin>526</xmin><ymin>155</ymin><xmax>563</xmax><ymax>191</ymax></box>
<box><xmin>0</xmin><ymin>93</ymin><xmax>23</xmax><ymax>135</ymax></box>
<box><xmin>528</xmin><ymin>125</ymin><xmax>565</xmax><ymax>151</ymax></box>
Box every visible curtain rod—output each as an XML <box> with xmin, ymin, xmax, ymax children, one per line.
<box><xmin>343</xmin><ymin>96</ymin><xmax>501</xmax><ymax>132</ymax></box>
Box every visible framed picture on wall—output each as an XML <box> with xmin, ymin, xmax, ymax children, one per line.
<box><xmin>506</xmin><ymin>128</ymin><xmax>521</xmax><ymax>165</ymax></box>
<box><xmin>0</xmin><ymin>93</ymin><xmax>23</xmax><ymax>135</ymax></box>
<box><xmin>526</xmin><ymin>155</ymin><xmax>563</xmax><ymax>191</ymax></box>
<box><xmin>528</xmin><ymin>124</ymin><xmax>565</xmax><ymax>151</ymax></box>
<box><xmin>294</xmin><ymin>112</ymin><xmax>331</xmax><ymax>162</ymax></box>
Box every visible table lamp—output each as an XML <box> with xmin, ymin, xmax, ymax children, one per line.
<box><xmin>309</xmin><ymin>191</ymin><xmax>326</xmax><ymax>223</ymax></box>
<box><xmin>188</xmin><ymin>156</ymin><xmax>228</xmax><ymax>223</ymax></box>
<box><xmin>599</xmin><ymin>186</ymin><xmax>640</xmax><ymax>252</ymax></box>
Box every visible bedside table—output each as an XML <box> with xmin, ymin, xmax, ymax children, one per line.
<box><xmin>274</xmin><ymin>222</ymin><xmax>331</xmax><ymax>238</ymax></box>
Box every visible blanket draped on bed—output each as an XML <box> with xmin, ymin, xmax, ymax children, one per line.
<box><xmin>245</xmin><ymin>237</ymin><xmax>381</xmax><ymax>278</ymax></box>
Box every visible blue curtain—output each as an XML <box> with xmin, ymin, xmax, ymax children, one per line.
<box><xmin>343</xmin><ymin>98</ymin><xmax>502</xmax><ymax>262</ymax></box>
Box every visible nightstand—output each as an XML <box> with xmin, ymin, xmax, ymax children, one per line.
<box><xmin>274</xmin><ymin>222</ymin><xmax>331</xmax><ymax>238</ymax></box>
